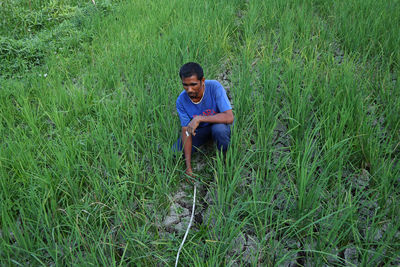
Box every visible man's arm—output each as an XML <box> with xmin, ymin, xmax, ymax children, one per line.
<box><xmin>181</xmin><ymin>126</ymin><xmax>193</xmax><ymax>176</ymax></box>
<box><xmin>186</xmin><ymin>109</ymin><xmax>234</xmax><ymax>136</ymax></box>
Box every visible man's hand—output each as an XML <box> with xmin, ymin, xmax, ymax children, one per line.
<box><xmin>185</xmin><ymin>168</ymin><xmax>196</xmax><ymax>184</ymax></box>
<box><xmin>187</xmin><ymin>116</ymin><xmax>201</xmax><ymax>136</ymax></box>
<box><xmin>185</xmin><ymin>167</ymin><xmax>194</xmax><ymax>177</ymax></box>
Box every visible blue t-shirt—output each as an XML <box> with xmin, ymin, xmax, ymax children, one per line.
<box><xmin>176</xmin><ymin>80</ymin><xmax>232</xmax><ymax>128</ymax></box>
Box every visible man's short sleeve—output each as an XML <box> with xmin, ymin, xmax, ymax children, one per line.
<box><xmin>176</xmin><ymin>98</ymin><xmax>191</xmax><ymax>127</ymax></box>
<box><xmin>215</xmin><ymin>82</ymin><xmax>232</xmax><ymax>113</ymax></box>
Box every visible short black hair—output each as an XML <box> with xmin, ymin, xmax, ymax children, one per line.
<box><xmin>179</xmin><ymin>62</ymin><xmax>204</xmax><ymax>81</ymax></box>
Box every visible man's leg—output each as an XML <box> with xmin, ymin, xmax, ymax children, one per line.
<box><xmin>211</xmin><ymin>123</ymin><xmax>231</xmax><ymax>152</ymax></box>
<box><xmin>172</xmin><ymin>126</ymin><xmax>212</xmax><ymax>153</ymax></box>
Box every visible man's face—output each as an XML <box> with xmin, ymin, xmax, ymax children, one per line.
<box><xmin>182</xmin><ymin>75</ymin><xmax>205</xmax><ymax>103</ymax></box>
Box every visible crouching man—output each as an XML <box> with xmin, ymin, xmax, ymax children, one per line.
<box><xmin>173</xmin><ymin>62</ymin><xmax>234</xmax><ymax>177</ymax></box>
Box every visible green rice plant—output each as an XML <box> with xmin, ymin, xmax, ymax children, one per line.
<box><xmin>313</xmin><ymin>0</ymin><xmax>400</xmax><ymax>67</ymax></box>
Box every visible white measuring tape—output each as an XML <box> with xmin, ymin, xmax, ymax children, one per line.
<box><xmin>174</xmin><ymin>130</ymin><xmax>197</xmax><ymax>266</ymax></box>
<box><xmin>175</xmin><ymin>185</ymin><xmax>196</xmax><ymax>267</ymax></box>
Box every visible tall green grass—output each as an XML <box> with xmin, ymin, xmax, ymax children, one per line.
<box><xmin>314</xmin><ymin>0</ymin><xmax>400</xmax><ymax>67</ymax></box>
<box><xmin>1</xmin><ymin>0</ymin><xmax>399</xmax><ymax>265</ymax></box>
<box><xmin>0</xmin><ymin>0</ymin><xmax>117</xmax><ymax>78</ymax></box>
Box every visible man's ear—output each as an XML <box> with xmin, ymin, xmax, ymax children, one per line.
<box><xmin>201</xmin><ymin>77</ymin><xmax>205</xmax><ymax>83</ymax></box>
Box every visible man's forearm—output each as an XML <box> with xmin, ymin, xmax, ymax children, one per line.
<box><xmin>186</xmin><ymin>110</ymin><xmax>234</xmax><ymax>136</ymax></box>
<box><xmin>181</xmin><ymin>128</ymin><xmax>192</xmax><ymax>171</ymax></box>
<box><xmin>196</xmin><ymin>110</ymin><xmax>234</xmax><ymax>125</ymax></box>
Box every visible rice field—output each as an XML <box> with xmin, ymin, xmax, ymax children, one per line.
<box><xmin>1</xmin><ymin>0</ymin><xmax>399</xmax><ymax>266</ymax></box>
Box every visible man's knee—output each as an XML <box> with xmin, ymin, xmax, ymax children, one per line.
<box><xmin>211</xmin><ymin>123</ymin><xmax>230</xmax><ymax>136</ymax></box>
<box><xmin>211</xmin><ymin>124</ymin><xmax>231</xmax><ymax>151</ymax></box>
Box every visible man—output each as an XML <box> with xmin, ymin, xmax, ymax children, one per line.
<box><xmin>174</xmin><ymin>62</ymin><xmax>234</xmax><ymax>177</ymax></box>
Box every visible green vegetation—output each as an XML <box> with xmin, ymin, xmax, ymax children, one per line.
<box><xmin>0</xmin><ymin>0</ymin><xmax>115</xmax><ymax>78</ymax></box>
<box><xmin>1</xmin><ymin>0</ymin><xmax>399</xmax><ymax>265</ymax></box>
